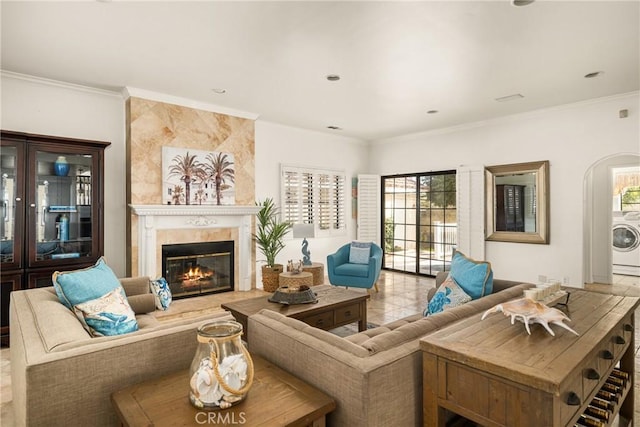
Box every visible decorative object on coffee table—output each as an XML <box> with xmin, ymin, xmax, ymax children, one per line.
<box><xmin>287</xmin><ymin>259</ymin><xmax>303</xmax><ymax>273</ymax></box>
<box><xmin>189</xmin><ymin>320</ymin><xmax>254</xmax><ymax>409</ymax></box>
<box><xmin>253</xmin><ymin>198</ymin><xmax>292</xmax><ymax>292</ymax></box>
<box><xmin>481</xmin><ymin>297</ymin><xmax>578</xmax><ymax>336</ymax></box>
<box><xmin>268</xmin><ymin>285</ymin><xmax>318</xmax><ymax>305</ymax></box>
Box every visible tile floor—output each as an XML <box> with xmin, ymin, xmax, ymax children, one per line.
<box><xmin>1</xmin><ymin>270</ymin><xmax>639</xmax><ymax>426</ymax></box>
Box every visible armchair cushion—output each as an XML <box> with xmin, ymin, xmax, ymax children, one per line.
<box><xmin>334</xmin><ymin>263</ymin><xmax>370</xmax><ymax>278</ymax></box>
<box><xmin>348</xmin><ymin>241</ymin><xmax>372</xmax><ymax>264</ymax></box>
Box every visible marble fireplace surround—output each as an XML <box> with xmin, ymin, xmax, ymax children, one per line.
<box><xmin>129</xmin><ymin>204</ymin><xmax>261</xmax><ymax>291</ymax></box>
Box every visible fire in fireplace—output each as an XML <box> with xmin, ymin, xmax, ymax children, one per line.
<box><xmin>162</xmin><ymin>241</ymin><xmax>234</xmax><ymax>299</ymax></box>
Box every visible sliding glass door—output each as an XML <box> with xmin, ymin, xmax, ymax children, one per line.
<box><xmin>382</xmin><ymin>171</ymin><xmax>457</xmax><ymax>276</ymax></box>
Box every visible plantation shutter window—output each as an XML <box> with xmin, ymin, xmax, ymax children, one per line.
<box><xmin>356</xmin><ymin>174</ymin><xmax>380</xmax><ymax>243</ymax></box>
<box><xmin>281</xmin><ymin>165</ymin><xmax>346</xmax><ymax>237</ymax></box>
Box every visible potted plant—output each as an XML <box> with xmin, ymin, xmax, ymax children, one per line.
<box><xmin>253</xmin><ymin>198</ymin><xmax>292</xmax><ymax>292</ymax></box>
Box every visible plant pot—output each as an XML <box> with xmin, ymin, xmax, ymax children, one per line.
<box><xmin>261</xmin><ymin>264</ymin><xmax>283</xmax><ymax>292</ymax></box>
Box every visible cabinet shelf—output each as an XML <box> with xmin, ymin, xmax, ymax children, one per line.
<box><xmin>48</xmin><ymin>206</ymin><xmax>78</xmax><ymax>213</ymax></box>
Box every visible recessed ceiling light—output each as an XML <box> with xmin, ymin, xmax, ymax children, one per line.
<box><xmin>511</xmin><ymin>0</ymin><xmax>535</xmax><ymax>6</ymax></box>
<box><xmin>326</xmin><ymin>75</ymin><xmax>341</xmax><ymax>82</ymax></box>
<box><xmin>211</xmin><ymin>88</ymin><xmax>226</xmax><ymax>94</ymax></box>
<box><xmin>584</xmin><ymin>71</ymin><xmax>603</xmax><ymax>79</ymax></box>
<box><xmin>495</xmin><ymin>93</ymin><xmax>524</xmax><ymax>102</ymax></box>
<box><xmin>327</xmin><ymin>125</ymin><xmax>342</xmax><ymax>130</ymax></box>
<box><xmin>427</xmin><ymin>110</ymin><xmax>439</xmax><ymax>114</ymax></box>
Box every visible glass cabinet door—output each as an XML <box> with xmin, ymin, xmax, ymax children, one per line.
<box><xmin>0</xmin><ymin>141</ymin><xmax>24</xmax><ymax>270</ymax></box>
<box><xmin>28</xmin><ymin>146</ymin><xmax>97</xmax><ymax>267</ymax></box>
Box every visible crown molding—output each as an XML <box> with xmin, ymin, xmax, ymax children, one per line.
<box><xmin>123</xmin><ymin>87</ymin><xmax>260</xmax><ymax>120</ymax></box>
<box><xmin>1</xmin><ymin>70</ymin><xmax>122</xmax><ymax>98</ymax></box>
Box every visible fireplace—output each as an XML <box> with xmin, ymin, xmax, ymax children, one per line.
<box><xmin>162</xmin><ymin>241</ymin><xmax>234</xmax><ymax>299</ymax></box>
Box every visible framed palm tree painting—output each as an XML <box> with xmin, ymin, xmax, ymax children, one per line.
<box><xmin>162</xmin><ymin>147</ymin><xmax>236</xmax><ymax>205</ymax></box>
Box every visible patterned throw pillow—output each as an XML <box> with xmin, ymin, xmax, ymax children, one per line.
<box><xmin>150</xmin><ymin>277</ymin><xmax>172</xmax><ymax>310</ymax></box>
<box><xmin>73</xmin><ymin>287</ymin><xmax>139</xmax><ymax>337</ymax></box>
<box><xmin>53</xmin><ymin>257</ymin><xmax>122</xmax><ymax>309</ymax></box>
<box><xmin>449</xmin><ymin>250</ymin><xmax>494</xmax><ymax>300</ymax></box>
<box><xmin>424</xmin><ymin>275</ymin><xmax>472</xmax><ymax>316</ymax></box>
<box><xmin>349</xmin><ymin>241</ymin><xmax>372</xmax><ymax>264</ymax></box>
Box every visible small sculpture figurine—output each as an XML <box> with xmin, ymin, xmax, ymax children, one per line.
<box><xmin>301</xmin><ymin>238</ymin><xmax>312</xmax><ymax>266</ymax></box>
<box><xmin>287</xmin><ymin>259</ymin><xmax>303</xmax><ymax>274</ymax></box>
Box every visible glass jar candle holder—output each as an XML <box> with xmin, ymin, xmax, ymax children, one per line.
<box><xmin>189</xmin><ymin>320</ymin><xmax>254</xmax><ymax>409</ymax></box>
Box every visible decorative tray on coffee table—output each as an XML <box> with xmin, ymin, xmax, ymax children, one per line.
<box><xmin>268</xmin><ymin>286</ymin><xmax>318</xmax><ymax>305</ymax></box>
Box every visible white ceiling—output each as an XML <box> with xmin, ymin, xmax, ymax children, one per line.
<box><xmin>1</xmin><ymin>1</ymin><xmax>638</xmax><ymax>140</ymax></box>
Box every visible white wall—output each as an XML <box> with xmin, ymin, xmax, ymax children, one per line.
<box><xmin>369</xmin><ymin>92</ymin><xmax>640</xmax><ymax>285</ymax></box>
<box><xmin>1</xmin><ymin>73</ymin><xmax>127</xmax><ymax>276</ymax></box>
<box><xmin>254</xmin><ymin>121</ymin><xmax>369</xmax><ymax>280</ymax></box>
<box><xmin>5</xmin><ymin>71</ymin><xmax>637</xmax><ymax>287</ymax></box>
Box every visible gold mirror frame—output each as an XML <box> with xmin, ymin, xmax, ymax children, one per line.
<box><xmin>485</xmin><ymin>160</ymin><xmax>549</xmax><ymax>244</ymax></box>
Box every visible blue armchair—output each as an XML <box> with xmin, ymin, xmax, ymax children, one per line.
<box><xmin>326</xmin><ymin>242</ymin><xmax>383</xmax><ymax>292</ymax></box>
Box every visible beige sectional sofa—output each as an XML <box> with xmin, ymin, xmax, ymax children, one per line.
<box><xmin>248</xmin><ymin>274</ymin><xmax>532</xmax><ymax>427</ymax></box>
<box><xmin>10</xmin><ymin>277</ymin><xmax>234</xmax><ymax>427</ymax></box>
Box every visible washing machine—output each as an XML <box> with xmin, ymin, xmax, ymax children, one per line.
<box><xmin>612</xmin><ymin>212</ymin><xmax>640</xmax><ymax>276</ymax></box>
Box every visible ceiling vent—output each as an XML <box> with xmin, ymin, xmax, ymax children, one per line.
<box><xmin>495</xmin><ymin>94</ymin><xmax>524</xmax><ymax>102</ymax></box>
<box><xmin>511</xmin><ymin>0</ymin><xmax>535</xmax><ymax>6</ymax></box>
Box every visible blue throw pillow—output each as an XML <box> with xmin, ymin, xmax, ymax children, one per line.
<box><xmin>449</xmin><ymin>250</ymin><xmax>493</xmax><ymax>300</ymax></box>
<box><xmin>425</xmin><ymin>275</ymin><xmax>472</xmax><ymax>316</ymax></box>
<box><xmin>349</xmin><ymin>241</ymin><xmax>372</xmax><ymax>264</ymax></box>
<box><xmin>53</xmin><ymin>257</ymin><xmax>123</xmax><ymax>309</ymax></box>
<box><xmin>73</xmin><ymin>287</ymin><xmax>139</xmax><ymax>337</ymax></box>
<box><xmin>150</xmin><ymin>277</ymin><xmax>172</xmax><ymax>310</ymax></box>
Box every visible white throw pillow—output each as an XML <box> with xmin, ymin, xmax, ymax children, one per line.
<box><xmin>349</xmin><ymin>241</ymin><xmax>371</xmax><ymax>264</ymax></box>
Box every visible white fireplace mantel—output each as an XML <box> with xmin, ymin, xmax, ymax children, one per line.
<box><xmin>129</xmin><ymin>204</ymin><xmax>261</xmax><ymax>291</ymax></box>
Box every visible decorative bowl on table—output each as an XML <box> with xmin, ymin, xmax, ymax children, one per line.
<box><xmin>268</xmin><ymin>285</ymin><xmax>318</xmax><ymax>305</ymax></box>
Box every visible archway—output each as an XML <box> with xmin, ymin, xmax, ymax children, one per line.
<box><xmin>583</xmin><ymin>153</ymin><xmax>640</xmax><ymax>284</ymax></box>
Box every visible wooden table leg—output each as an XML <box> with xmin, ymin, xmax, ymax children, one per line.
<box><xmin>358</xmin><ymin>301</ymin><xmax>367</xmax><ymax>331</ymax></box>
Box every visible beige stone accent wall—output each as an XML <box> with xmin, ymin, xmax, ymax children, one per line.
<box><xmin>126</xmin><ymin>97</ymin><xmax>255</xmax><ymax>284</ymax></box>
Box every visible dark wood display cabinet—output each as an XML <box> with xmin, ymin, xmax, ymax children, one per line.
<box><xmin>0</xmin><ymin>130</ymin><xmax>110</xmax><ymax>346</ymax></box>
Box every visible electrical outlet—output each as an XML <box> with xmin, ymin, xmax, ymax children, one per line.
<box><xmin>538</xmin><ymin>275</ymin><xmax>547</xmax><ymax>283</ymax></box>
<box><xmin>563</xmin><ymin>276</ymin><xmax>570</xmax><ymax>285</ymax></box>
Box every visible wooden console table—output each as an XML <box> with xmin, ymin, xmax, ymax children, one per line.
<box><xmin>420</xmin><ymin>289</ymin><xmax>638</xmax><ymax>427</ymax></box>
<box><xmin>112</xmin><ymin>354</ymin><xmax>336</xmax><ymax>427</ymax></box>
<box><xmin>222</xmin><ymin>285</ymin><xmax>369</xmax><ymax>343</ymax></box>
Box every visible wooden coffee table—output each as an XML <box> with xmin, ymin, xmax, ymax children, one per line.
<box><xmin>222</xmin><ymin>285</ymin><xmax>369</xmax><ymax>342</ymax></box>
<box><xmin>112</xmin><ymin>354</ymin><xmax>336</xmax><ymax>427</ymax></box>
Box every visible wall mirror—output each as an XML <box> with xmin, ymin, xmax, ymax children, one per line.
<box><xmin>485</xmin><ymin>160</ymin><xmax>549</xmax><ymax>244</ymax></box>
